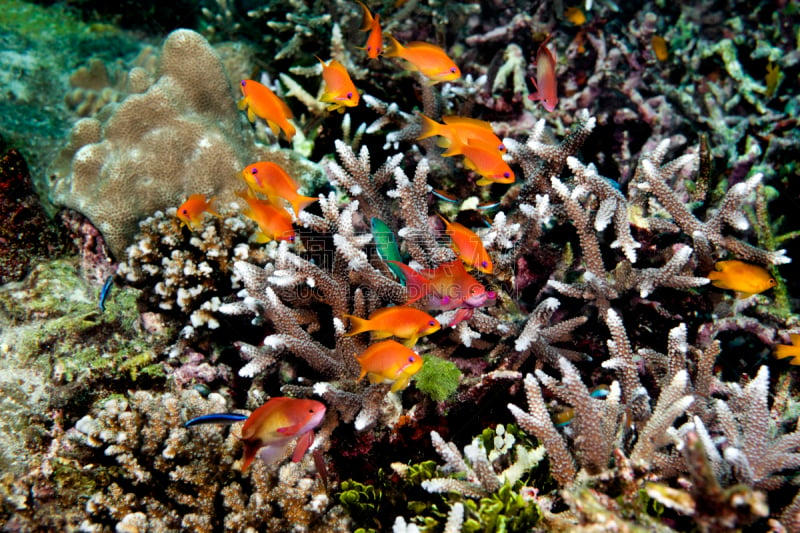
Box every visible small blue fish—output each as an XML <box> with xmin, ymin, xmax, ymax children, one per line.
<box><xmin>477</xmin><ymin>200</ymin><xmax>501</xmax><ymax>210</ymax></box>
<box><xmin>432</xmin><ymin>189</ymin><xmax>458</xmax><ymax>203</ymax></box>
<box><xmin>371</xmin><ymin>217</ymin><xmax>406</xmax><ymax>284</ymax></box>
<box><xmin>185</xmin><ymin>413</ymin><xmax>249</xmax><ymax>428</ymax></box>
<box><xmin>99</xmin><ymin>276</ymin><xmax>114</xmax><ymax>312</ymax></box>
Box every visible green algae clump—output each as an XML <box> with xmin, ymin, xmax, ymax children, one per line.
<box><xmin>414</xmin><ymin>355</ymin><xmax>461</xmax><ymax>401</ymax></box>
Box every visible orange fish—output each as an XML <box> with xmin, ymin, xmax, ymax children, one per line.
<box><xmin>238</xmin><ymin>192</ymin><xmax>296</xmax><ymax>243</ymax></box>
<box><xmin>437</xmin><ymin>214</ymin><xmax>493</xmax><ymax>274</ymax></box>
<box><xmin>775</xmin><ymin>334</ymin><xmax>800</xmax><ymax>365</ymax></box>
<box><xmin>241</xmin><ymin>162</ymin><xmax>318</xmax><ymax>216</ymax></box>
<box><xmin>238</xmin><ymin>79</ymin><xmax>296</xmax><ymax>141</ymax></box>
<box><xmin>317</xmin><ymin>58</ymin><xmax>360</xmax><ymax>112</ymax></box>
<box><xmin>448</xmin><ymin>138</ymin><xmax>515</xmax><ymax>185</ymax></box>
<box><xmin>564</xmin><ymin>6</ymin><xmax>586</xmax><ymax>26</ymax></box>
<box><xmin>388</xmin><ymin>259</ymin><xmax>495</xmax><ymax>326</ymax></box>
<box><xmin>529</xmin><ymin>34</ymin><xmax>558</xmax><ymax>112</ymax></box>
<box><xmin>383</xmin><ymin>35</ymin><xmax>461</xmax><ymax>84</ymax></box>
<box><xmin>357</xmin><ymin>1</ymin><xmax>383</xmax><ymax>59</ymax></box>
<box><xmin>355</xmin><ymin>339</ymin><xmax>424</xmax><ymax>392</ymax></box>
<box><xmin>707</xmin><ymin>260</ymin><xmax>776</xmax><ymax>298</ymax></box>
<box><xmin>184</xmin><ymin>397</ymin><xmax>326</xmax><ymax>470</ymax></box>
<box><xmin>343</xmin><ymin>306</ymin><xmax>441</xmax><ymax>347</ymax></box>
<box><xmin>652</xmin><ymin>35</ymin><xmax>669</xmax><ymax>62</ymax></box>
<box><xmin>176</xmin><ymin>194</ymin><xmax>220</xmax><ymax>231</ymax></box>
<box><xmin>239</xmin><ymin>398</ymin><xmax>326</xmax><ymax>469</ymax></box>
<box><xmin>417</xmin><ymin>114</ymin><xmax>506</xmax><ymax>156</ymax></box>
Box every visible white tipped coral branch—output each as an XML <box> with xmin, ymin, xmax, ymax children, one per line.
<box><xmin>535</xmin><ymin>358</ymin><xmax>621</xmax><ymax>474</ymax></box>
<box><xmin>602</xmin><ymin>309</ymin><xmax>651</xmax><ymax>421</ymax></box>
<box><xmin>630</xmin><ymin>370</ymin><xmax>694</xmax><ymax>469</ymax></box>
<box><xmin>508</xmin><ymin>373</ymin><xmax>577</xmax><ymax>486</ymax></box>
<box><xmin>718</xmin><ymin>366</ymin><xmax>800</xmax><ymax>490</ymax></box>
<box><xmin>512</xmin><ymin>297</ymin><xmax>588</xmax><ymax>368</ymax></box>
<box><xmin>325</xmin><ymin>139</ymin><xmax>397</xmax><ymax>222</ymax></box>
<box><xmin>638</xmin><ymin>141</ymin><xmax>790</xmax><ymax>265</ymax></box>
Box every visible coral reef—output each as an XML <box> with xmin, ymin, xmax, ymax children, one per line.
<box><xmin>49</xmin><ymin>29</ymin><xmax>320</xmax><ymax>258</ymax></box>
<box><xmin>2</xmin><ymin>0</ymin><xmax>799</xmax><ymax>531</ymax></box>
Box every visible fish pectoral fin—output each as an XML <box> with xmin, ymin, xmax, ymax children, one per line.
<box><xmin>276</xmin><ymin>421</ymin><xmax>305</xmax><ymax>436</ymax></box>
<box><xmin>390</xmin><ymin>376</ymin><xmax>411</xmax><ymax>393</ymax></box>
<box><xmin>291</xmin><ymin>431</ymin><xmax>315</xmax><ymax>462</ymax></box>
<box><xmin>476</xmin><ymin>177</ymin><xmax>495</xmax><ymax>186</ymax></box>
<box><xmin>237</xmin><ymin>97</ymin><xmax>248</xmax><ymax>111</ymax></box>
<box><xmin>371</xmin><ymin>330</ymin><xmax>392</xmax><ymax>340</ymax></box>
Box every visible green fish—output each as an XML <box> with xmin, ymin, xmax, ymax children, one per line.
<box><xmin>371</xmin><ymin>217</ymin><xmax>406</xmax><ymax>284</ymax></box>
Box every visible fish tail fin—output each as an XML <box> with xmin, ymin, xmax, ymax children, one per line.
<box><xmin>417</xmin><ymin>114</ymin><xmax>442</xmax><ymax>140</ymax></box>
<box><xmin>387</xmin><ymin>261</ymin><xmax>428</xmax><ymax>304</ymax></box>
<box><xmin>357</xmin><ymin>0</ymin><xmax>374</xmax><ymax>31</ymax></box>
<box><xmin>290</xmin><ymin>194</ymin><xmax>318</xmax><ymax>217</ymax></box>
<box><xmin>775</xmin><ymin>345</ymin><xmax>800</xmax><ymax>364</ymax></box>
<box><xmin>383</xmin><ymin>33</ymin><xmax>403</xmax><ymax>58</ymax></box>
<box><xmin>343</xmin><ymin>314</ymin><xmax>371</xmax><ymax>336</ymax></box>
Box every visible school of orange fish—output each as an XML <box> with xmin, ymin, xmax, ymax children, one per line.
<box><xmin>182</xmin><ymin>2</ymin><xmax>786</xmax><ymax>472</ymax></box>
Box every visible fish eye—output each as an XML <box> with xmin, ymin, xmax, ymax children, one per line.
<box><xmin>450</xmin><ymin>67</ymin><xmax>457</xmax><ymax>73</ymax></box>
<box><xmin>367</xmin><ymin>46</ymin><xmax>372</xmax><ymax>51</ymax></box>
<box><xmin>241</xmin><ymin>80</ymin><xmax>247</xmax><ymax>87</ymax></box>
<box><xmin>289</xmin><ymin>235</ymin><xmax>296</xmax><ymax>242</ymax></box>
<box><xmin>503</xmin><ymin>172</ymin><xmax>510</xmax><ymax>178</ymax></box>
<box><xmin>498</xmin><ymin>144</ymin><xmax>505</xmax><ymax>151</ymax></box>
<box><xmin>251</xmin><ymin>168</ymin><xmax>258</xmax><ymax>174</ymax></box>
<box><xmin>770</xmin><ymin>279</ymin><xmax>776</xmax><ymax>286</ymax></box>
<box><xmin>428</xmin><ymin>320</ymin><xmax>436</xmax><ymax>326</ymax></box>
<box><xmin>481</xmin><ymin>261</ymin><xmax>488</xmax><ymax>268</ymax></box>
<box><xmin>347</xmin><ymin>92</ymin><xmax>353</xmax><ymax>99</ymax></box>
<box><xmin>181</xmin><ymin>209</ymin><xmax>188</xmax><ymax>214</ymax></box>
<box><xmin>408</xmin><ymin>356</ymin><xmax>416</xmax><ymax>363</ymax></box>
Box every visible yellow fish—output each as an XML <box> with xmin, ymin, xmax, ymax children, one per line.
<box><xmin>317</xmin><ymin>57</ymin><xmax>360</xmax><ymax>112</ymax></box>
<box><xmin>564</xmin><ymin>6</ymin><xmax>586</xmax><ymax>26</ymax></box>
<box><xmin>775</xmin><ymin>334</ymin><xmax>800</xmax><ymax>365</ymax></box>
<box><xmin>355</xmin><ymin>339</ymin><xmax>423</xmax><ymax>392</ymax></box>
<box><xmin>343</xmin><ymin>306</ymin><xmax>440</xmax><ymax>347</ymax></box>
<box><xmin>707</xmin><ymin>260</ymin><xmax>776</xmax><ymax>297</ymax></box>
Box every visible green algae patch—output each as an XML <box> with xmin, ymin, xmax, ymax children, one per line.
<box><xmin>414</xmin><ymin>355</ymin><xmax>462</xmax><ymax>402</ymax></box>
<box><xmin>0</xmin><ymin>258</ymin><xmax>172</xmax><ymax>386</ymax></box>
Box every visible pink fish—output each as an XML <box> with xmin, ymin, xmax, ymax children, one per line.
<box><xmin>528</xmin><ymin>34</ymin><xmax>558</xmax><ymax>112</ymax></box>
